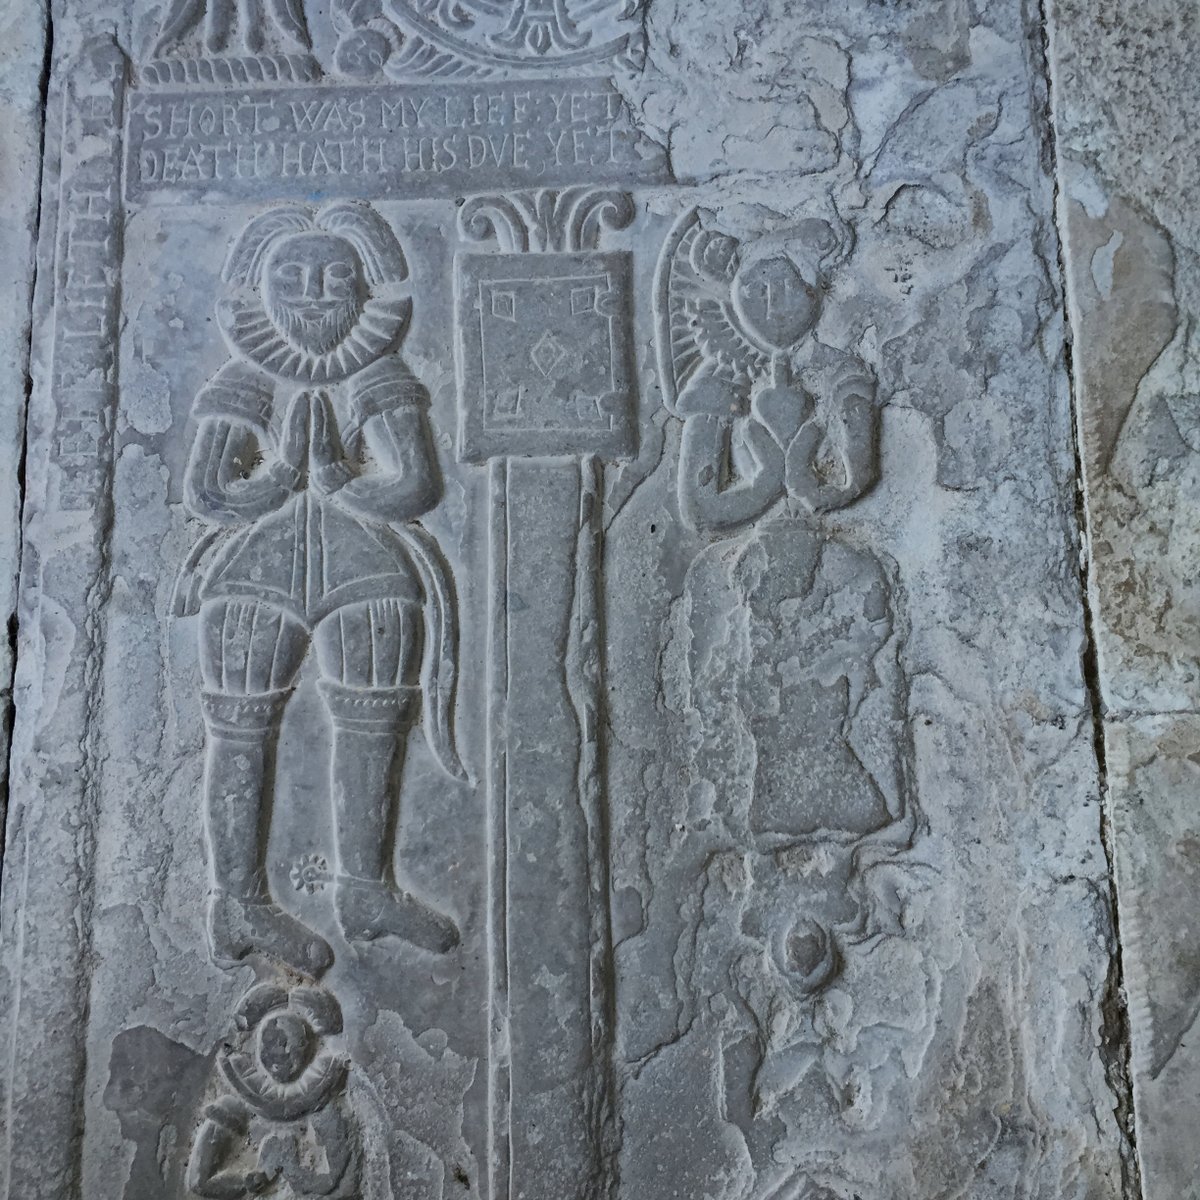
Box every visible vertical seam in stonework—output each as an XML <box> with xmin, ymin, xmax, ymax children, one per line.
<box><xmin>0</xmin><ymin>0</ymin><xmax>53</xmax><ymax>883</ymax></box>
<box><xmin>1035</xmin><ymin>2</ymin><xmax>1144</xmax><ymax>1197</ymax></box>
<box><xmin>564</xmin><ymin>458</ymin><xmax>620</xmax><ymax>1199</ymax></box>
<box><xmin>0</xmin><ymin>8</ymin><xmax>54</xmax><ymax>1190</ymax></box>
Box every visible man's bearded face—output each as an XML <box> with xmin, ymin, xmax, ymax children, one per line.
<box><xmin>263</xmin><ymin>232</ymin><xmax>365</xmax><ymax>355</ymax></box>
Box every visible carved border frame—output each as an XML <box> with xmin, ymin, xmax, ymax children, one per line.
<box><xmin>0</xmin><ymin>37</ymin><xmax>128</xmax><ymax>1200</ymax></box>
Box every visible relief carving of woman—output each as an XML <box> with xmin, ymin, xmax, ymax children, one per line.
<box><xmin>658</xmin><ymin>211</ymin><xmax>903</xmax><ymax>843</ymax></box>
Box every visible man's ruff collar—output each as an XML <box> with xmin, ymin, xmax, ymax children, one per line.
<box><xmin>217</xmin><ymin>294</ymin><xmax>411</xmax><ymax>384</ymax></box>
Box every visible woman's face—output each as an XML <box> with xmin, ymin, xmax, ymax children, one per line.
<box><xmin>732</xmin><ymin>255</ymin><xmax>820</xmax><ymax>351</ymax></box>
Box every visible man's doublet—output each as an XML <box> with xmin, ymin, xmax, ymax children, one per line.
<box><xmin>182</xmin><ymin>343</ymin><xmax>431</xmax><ymax>625</ymax></box>
<box><xmin>203</xmin><ymin>492</ymin><xmax>424</xmax><ymax>626</ymax></box>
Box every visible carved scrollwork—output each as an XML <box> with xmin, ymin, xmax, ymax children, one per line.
<box><xmin>459</xmin><ymin>186</ymin><xmax>635</xmax><ymax>253</ymax></box>
<box><xmin>331</xmin><ymin>0</ymin><xmax>644</xmax><ymax>80</ymax></box>
<box><xmin>491</xmin><ymin>0</ymin><xmax>590</xmax><ymax>55</ymax></box>
<box><xmin>459</xmin><ymin>193</ymin><xmax>531</xmax><ymax>252</ymax></box>
<box><xmin>142</xmin><ymin>0</ymin><xmax>321</xmax><ymax>83</ymax></box>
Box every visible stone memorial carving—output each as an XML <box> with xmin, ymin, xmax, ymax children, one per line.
<box><xmin>145</xmin><ymin>0</ymin><xmax>320</xmax><ymax>83</ymax></box>
<box><xmin>187</xmin><ymin>984</ymin><xmax>357</xmax><ymax>1197</ymax></box>
<box><xmin>457</xmin><ymin>186</ymin><xmax>636</xmax><ymax>458</ymax></box>
<box><xmin>453</xmin><ymin>182</ymin><xmax>633</xmax><ymax>1200</ymax></box>
<box><xmin>330</xmin><ymin>0</ymin><xmax>643</xmax><ymax>82</ymax></box>
<box><xmin>0</xmin><ymin>0</ymin><xmax>1156</xmax><ymax>1198</ymax></box>
<box><xmin>174</xmin><ymin>200</ymin><xmax>464</xmax><ymax>975</ymax></box>
<box><xmin>648</xmin><ymin>209</ymin><xmax>943</xmax><ymax>1185</ymax></box>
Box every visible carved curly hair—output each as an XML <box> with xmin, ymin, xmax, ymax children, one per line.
<box><xmin>222</xmin><ymin>201</ymin><xmax>409</xmax><ymax>292</ymax></box>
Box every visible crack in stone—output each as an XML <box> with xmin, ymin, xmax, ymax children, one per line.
<box><xmin>0</xmin><ymin>0</ymin><xmax>53</xmax><ymax>879</ymax></box>
<box><xmin>1040</xmin><ymin>1</ymin><xmax>1145</xmax><ymax>1195</ymax></box>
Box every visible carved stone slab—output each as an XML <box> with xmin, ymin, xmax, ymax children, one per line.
<box><xmin>1049</xmin><ymin>3</ymin><xmax>1200</xmax><ymax>1195</ymax></box>
<box><xmin>0</xmin><ymin>1</ymin><xmax>1129</xmax><ymax>1198</ymax></box>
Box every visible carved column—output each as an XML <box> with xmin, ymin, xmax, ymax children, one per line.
<box><xmin>455</xmin><ymin>188</ymin><xmax>635</xmax><ymax>1200</ymax></box>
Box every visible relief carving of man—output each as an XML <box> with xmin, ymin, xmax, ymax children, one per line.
<box><xmin>175</xmin><ymin>202</ymin><xmax>464</xmax><ymax>977</ymax></box>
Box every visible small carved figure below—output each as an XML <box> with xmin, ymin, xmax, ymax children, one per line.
<box><xmin>175</xmin><ymin>202</ymin><xmax>465</xmax><ymax>977</ymax></box>
<box><xmin>187</xmin><ymin>984</ymin><xmax>360</xmax><ymax>1198</ymax></box>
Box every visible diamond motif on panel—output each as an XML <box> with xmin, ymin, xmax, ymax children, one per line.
<box><xmin>530</xmin><ymin>331</ymin><xmax>568</xmax><ymax>378</ymax></box>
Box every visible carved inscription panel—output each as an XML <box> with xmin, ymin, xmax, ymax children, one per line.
<box><xmin>0</xmin><ymin>2</ymin><xmax>1125</xmax><ymax>1200</ymax></box>
<box><xmin>126</xmin><ymin>80</ymin><xmax>668</xmax><ymax>200</ymax></box>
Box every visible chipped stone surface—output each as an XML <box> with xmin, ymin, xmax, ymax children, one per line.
<box><xmin>0</xmin><ymin>2</ymin><xmax>1128</xmax><ymax>1198</ymax></box>
<box><xmin>1049</xmin><ymin>3</ymin><xmax>1200</xmax><ymax>1195</ymax></box>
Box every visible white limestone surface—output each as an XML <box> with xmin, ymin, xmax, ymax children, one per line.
<box><xmin>1050</xmin><ymin>4</ymin><xmax>1200</xmax><ymax>1196</ymax></box>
